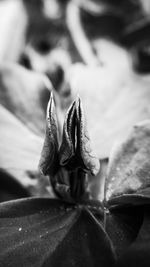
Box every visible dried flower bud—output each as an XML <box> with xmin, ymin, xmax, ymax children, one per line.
<box><xmin>39</xmin><ymin>93</ymin><xmax>100</xmax><ymax>202</ymax></box>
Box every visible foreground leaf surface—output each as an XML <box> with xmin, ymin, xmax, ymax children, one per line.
<box><xmin>116</xmin><ymin>207</ymin><xmax>150</xmax><ymax>267</ymax></box>
<box><xmin>0</xmin><ymin>198</ymin><xmax>115</xmax><ymax>267</ymax></box>
<box><xmin>105</xmin><ymin>206</ymin><xmax>143</xmax><ymax>257</ymax></box>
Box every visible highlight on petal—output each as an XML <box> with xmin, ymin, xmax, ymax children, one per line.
<box><xmin>60</xmin><ymin>96</ymin><xmax>100</xmax><ymax>176</ymax></box>
<box><xmin>105</xmin><ymin>120</ymin><xmax>150</xmax><ymax>205</ymax></box>
<box><xmin>39</xmin><ymin>93</ymin><xmax>59</xmax><ymax>176</ymax></box>
<box><xmin>75</xmin><ymin>97</ymin><xmax>100</xmax><ymax>176</ymax></box>
<box><xmin>59</xmin><ymin>99</ymin><xmax>76</xmax><ymax>168</ymax></box>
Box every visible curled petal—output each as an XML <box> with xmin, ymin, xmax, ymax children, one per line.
<box><xmin>59</xmin><ymin>99</ymin><xmax>76</xmax><ymax>168</ymax></box>
<box><xmin>60</xmin><ymin>97</ymin><xmax>100</xmax><ymax>176</ymax></box>
<box><xmin>75</xmin><ymin>97</ymin><xmax>100</xmax><ymax>176</ymax></box>
<box><xmin>39</xmin><ymin>93</ymin><xmax>59</xmax><ymax>176</ymax></box>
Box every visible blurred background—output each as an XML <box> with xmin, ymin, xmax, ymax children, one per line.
<box><xmin>1</xmin><ymin>0</ymin><xmax>150</xmax><ymax>202</ymax></box>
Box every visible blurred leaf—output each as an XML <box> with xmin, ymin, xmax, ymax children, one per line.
<box><xmin>0</xmin><ymin>104</ymin><xmax>48</xmax><ymax>196</ymax></box>
<box><xmin>0</xmin><ymin>63</ymin><xmax>52</xmax><ymax>199</ymax></box>
<box><xmin>0</xmin><ymin>63</ymin><xmax>51</xmax><ymax>135</ymax></box>
<box><xmin>0</xmin><ymin>170</ymin><xmax>30</xmax><ymax>202</ymax></box>
<box><xmin>105</xmin><ymin>120</ymin><xmax>150</xmax><ymax>205</ymax></box>
<box><xmin>68</xmin><ymin>50</ymin><xmax>150</xmax><ymax>158</ymax></box>
<box><xmin>0</xmin><ymin>0</ymin><xmax>27</xmax><ymax>62</ymax></box>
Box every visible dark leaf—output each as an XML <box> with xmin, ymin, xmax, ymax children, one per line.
<box><xmin>0</xmin><ymin>197</ymin><xmax>115</xmax><ymax>267</ymax></box>
<box><xmin>116</xmin><ymin>206</ymin><xmax>150</xmax><ymax>267</ymax></box>
<box><xmin>105</xmin><ymin>205</ymin><xmax>143</xmax><ymax>257</ymax></box>
<box><xmin>0</xmin><ymin>170</ymin><xmax>30</xmax><ymax>202</ymax></box>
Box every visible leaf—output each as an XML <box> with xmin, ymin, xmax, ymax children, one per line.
<box><xmin>105</xmin><ymin>205</ymin><xmax>143</xmax><ymax>258</ymax></box>
<box><xmin>0</xmin><ymin>63</ymin><xmax>52</xmax><ymax>199</ymax></box>
<box><xmin>0</xmin><ymin>104</ymin><xmax>51</xmax><ymax>197</ymax></box>
<box><xmin>102</xmin><ymin>121</ymin><xmax>150</xmax><ymax>257</ymax></box>
<box><xmin>68</xmin><ymin>46</ymin><xmax>150</xmax><ymax>159</ymax></box>
<box><xmin>0</xmin><ymin>169</ymin><xmax>30</xmax><ymax>202</ymax></box>
<box><xmin>0</xmin><ymin>197</ymin><xmax>115</xmax><ymax>267</ymax></box>
<box><xmin>105</xmin><ymin>120</ymin><xmax>150</xmax><ymax>206</ymax></box>
<box><xmin>116</xmin><ymin>207</ymin><xmax>150</xmax><ymax>267</ymax></box>
<box><xmin>0</xmin><ymin>0</ymin><xmax>26</xmax><ymax>62</ymax></box>
<box><xmin>0</xmin><ymin>63</ymin><xmax>51</xmax><ymax>136</ymax></box>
